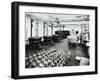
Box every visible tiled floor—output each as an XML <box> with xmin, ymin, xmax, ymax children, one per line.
<box><xmin>25</xmin><ymin>38</ymin><xmax>88</xmax><ymax>68</ymax></box>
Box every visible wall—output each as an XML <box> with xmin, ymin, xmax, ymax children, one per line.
<box><xmin>25</xmin><ymin>17</ymin><xmax>87</xmax><ymax>40</ymax></box>
<box><xmin>0</xmin><ymin>0</ymin><xmax>99</xmax><ymax>81</ymax></box>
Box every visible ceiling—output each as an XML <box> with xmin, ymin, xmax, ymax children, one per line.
<box><xmin>26</xmin><ymin>12</ymin><xmax>89</xmax><ymax>22</ymax></box>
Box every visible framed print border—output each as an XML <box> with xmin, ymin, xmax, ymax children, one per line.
<box><xmin>11</xmin><ymin>1</ymin><xmax>98</xmax><ymax>79</ymax></box>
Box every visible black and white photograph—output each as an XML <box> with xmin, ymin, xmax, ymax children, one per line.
<box><xmin>11</xmin><ymin>2</ymin><xmax>97</xmax><ymax>79</ymax></box>
<box><xmin>25</xmin><ymin>12</ymin><xmax>90</xmax><ymax>68</ymax></box>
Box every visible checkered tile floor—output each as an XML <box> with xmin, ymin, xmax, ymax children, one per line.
<box><xmin>25</xmin><ymin>48</ymin><xmax>72</xmax><ymax>68</ymax></box>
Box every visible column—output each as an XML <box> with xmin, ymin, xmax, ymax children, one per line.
<box><xmin>51</xmin><ymin>23</ymin><xmax>53</xmax><ymax>35</ymax></box>
<box><xmin>31</xmin><ymin>19</ymin><xmax>34</xmax><ymax>37</ymax></box>
<box><xmin>43</xmin><ymin>22</ymin><xmax>46</xmax><ymax>36</ymax></box>
<box><xmin>36</xmin><ymin>19</ymin><xmax>39</xmax><ymax>37</ymax></box>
